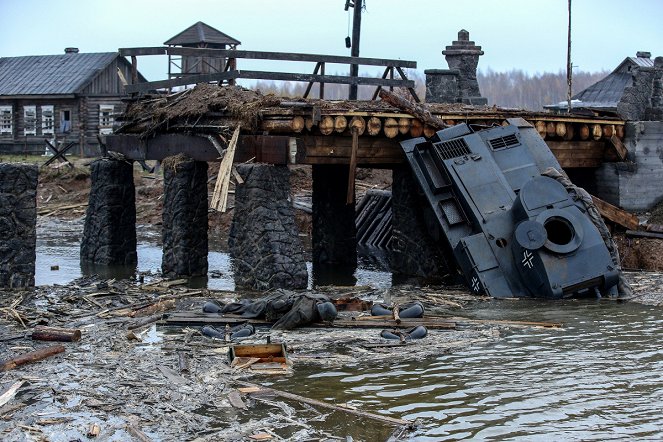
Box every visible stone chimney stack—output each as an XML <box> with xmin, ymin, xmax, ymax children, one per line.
<box><xmin>425</xmin><ymin>29</ymin><xmax>487</xmax><ymax>105</ymax></box>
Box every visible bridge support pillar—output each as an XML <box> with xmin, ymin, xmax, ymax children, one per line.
<box><xmin>81</xmin><ymin>158</ymin><xmax>137</xmax><ymax>266</ymax></box>
<box><xmin>229</xmin><ymin>164</ymin><xmax>308</xmax><ymax>290</ymax></box>
<box><xmin>390</xmin><ymin>165</ymin><xmax>451</xmax><ymax>283</ymax></box>
<box><xmin>0</xmin><ymin>163</ymin><xmax>37</xmax><ymax>288</ymax></box>
<box><xmin>312</xmin><ymin>164</ymin><xmax>357</xmax><ymax>285</ymax></box>
<box><xmin>161</xmin><ymin>155</ymin><xmax>208</xmax><ymax>278</ymax></box>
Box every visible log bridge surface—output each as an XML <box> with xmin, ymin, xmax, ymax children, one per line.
<box><xmin>108</xmin><ymin>99</ymin><xmax>627</xmax><ymax>170</ymax></box>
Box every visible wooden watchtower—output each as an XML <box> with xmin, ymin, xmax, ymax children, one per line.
<box><xmin>164</xmin><ymin>21</ymin><xmax>240</xmax><ymax>79</ymax></box>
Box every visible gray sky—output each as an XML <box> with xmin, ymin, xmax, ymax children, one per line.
<box><xmin>1</xmin><ymin>0</ymin><xmax>662</xmax><ymax>81</ymax></box>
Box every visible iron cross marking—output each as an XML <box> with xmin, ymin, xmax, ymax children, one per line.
<box><xmin>471</xmin><ymin>276</ymin><xmax>480</xmax><ymax>292</ymax></box>
<box><xmin>522</xmin><ymin>250</ymin><xmax>534</xmax><ymax>269</ymax></box>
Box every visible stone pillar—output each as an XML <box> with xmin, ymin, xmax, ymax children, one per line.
<box><xmin>0</xmin><ymin>163</ymin><xmax>37</xmax><ymax>288</ymax></box>
<box><xmin>390</xmin><ymin>165</ymin><xmax>451</xmax><ymax>283</ymax></box>
<box><xmin>425</xmin><ymin>69</ymin><xmax>460</xmax><ymax>103</ymax></box>
<box><xmin>228</xmin><ymin>164</ymin><xmax>308</xmax><ymax>290</ymax></box>
<box><xmin>312</xmin><ymin>164</ymin><xmax>357</xmax><ymax>285</ymax></box>
<box><xmin>441</xmin><ymin>29</ymin><xmax>487</xmax><ymax>105</ymax></box>
<box><xmin>81</xmin><ymin>158</ymin><xmax>137</xmax><ymax>265</ymax></box>
<box><xmin>161</xmin><ymin>155</ymin><xmax>208</xmax><ymax>278</ymax></box>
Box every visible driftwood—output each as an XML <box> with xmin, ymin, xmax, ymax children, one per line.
<box><xmin>31</xmin><ymin>325</ymin><xmax>82</xmax><ymax>342</ymax></box>
<box><xmin>379</xmin><ymin>89</ymin><xmax>448</xmax><ymax>131</ymax></box>
<box><xmin>1</xmin><ymin>345</ymin><xmax>65</xmax><ymax>371</ymax></box>
<box><xmin>129</xmin><ymin>299</ymin><xmax>175</xmax><ymax>318</ymax></box>
<box><xmin>236</xmin><ymin>380</ymin><xmax>411</xmax><ymax>427</ymax></box>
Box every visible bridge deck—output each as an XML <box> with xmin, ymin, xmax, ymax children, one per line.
<box><xmin>109</xmin><ymin>85</ymin><xmax>626</xmax><ymax>169</ymax></box>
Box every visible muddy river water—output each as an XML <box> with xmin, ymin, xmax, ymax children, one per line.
<box><xmin>34</xmin><ymin>219</ymin><xmax>663</xmax><ymax>440</ymax></box>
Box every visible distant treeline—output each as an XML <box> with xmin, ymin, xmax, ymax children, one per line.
<box><xmin>252</xmin><ymin>69</ymin><xmax>609</xmax><ymax>111</ymax></box>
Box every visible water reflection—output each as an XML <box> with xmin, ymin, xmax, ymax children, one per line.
<box><xmin>271</xmin><ymin>300</ymin><xmax>663</xmax><ymax>440</ymax></box>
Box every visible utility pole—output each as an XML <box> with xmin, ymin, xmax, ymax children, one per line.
<box><xmin>346</xmin><ymin>0</ymin><xmax>362</xmax><ymax>100</ymax></box>
<box><xmin>566</xmin><ymin>0</ymin><xmax>572</xmax><ymax>113</ymax></box>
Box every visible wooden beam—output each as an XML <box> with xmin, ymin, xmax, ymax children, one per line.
<box><xmin>592</xmin><ymin>195</ymin><xmax>640</xmax><ymax>231</ymax></box>
<box><xmin>105</xmin><ymin>134</ymin><xmax>290</xmax><ymax>163</ymax></box>
<box><xmin>126</xmin><ymin>70</ymin><xmax>414</xmax><ymax>94</ymax></box>
<box><xmin>119</xmin><ymin>46</ymin><xmax>417</xmax><ymax>68</ymax></box>
<box><xmin>609</xmin><ymin>134</ymin><xmax>628</xmax><ymax>160</ymax></box>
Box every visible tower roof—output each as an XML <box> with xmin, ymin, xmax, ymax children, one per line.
<box><xmin>164</xmin><ymin>21</ymin><xmax>240</xmax><ymax>46</ymax></box>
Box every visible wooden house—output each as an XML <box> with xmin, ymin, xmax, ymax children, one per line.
<box><xmin>0</xmin><ymin>48</ymin><xmax>146</xmax><ymax>156</ymax></box>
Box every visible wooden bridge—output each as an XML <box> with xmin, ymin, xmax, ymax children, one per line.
<box><xmin>108</xmin><ymin>94</ymin><xmax>627</xmax><ymax>170</ymax></box>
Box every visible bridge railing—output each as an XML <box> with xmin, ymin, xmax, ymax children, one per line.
<box><xmin>119</xmin><ymin>47</ymin><xmax>419</xmax><ymax>101</ymax></box>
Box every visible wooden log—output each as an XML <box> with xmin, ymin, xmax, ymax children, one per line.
<box><xmin>535</xmin><ymin>121</ymin><xmax>547</xmax><ymax>138</ymax></box>
<box><xmin>129</xmin><ymin>299</ymin><xmax>176</xmax><ymax>318</ymax></box>
<box><xmin>423</xmin><ymin>125</ymin><xmax>436</xmax><ymax>138</ymax></box>
<box><xmin>334</xmin><ymin>116</ymin><xmax>347</xmax><ymax>133</ymax></box>
<box><xmin>366</xmin><ymin>117</ymin><xmax>381</xmax><ymax>136</ymax></box>
<box><xmin>178</xmin><ymin>351</ymin><xmax>190</xmax><ymax>374</ymax></box>
<box><xmin>319</xmin><ymin>116</ymin><xmax>334</xmax><ymax>135</ymax></box>
<box><xmin>32</xmin><ymin>326</ymin><xmax>81</xmax><ymax>343</ymax></box>
<box><xmin>592</xmin><ymin>124</ymin><xmax>602</xmax><ymax>140</ymax></box>
<box><xmin>445</xmin><ymin>119</ymin><xmax>455</xmax><ymax>126</ymax></box>
<box><xmin>349</xmin><ymin>116</ymin><xmax>366</xmax><ymax>136</ymax></box>
<box><xmin>393</xmin><ymin>303</ymin><xmax>401</xmax><ymax>324</ymax></box>
<box><xmin>616</xmin><ymin>125</ymin><xmax>624</xmax><ymax>139</ymax></box>
<box><xmin>555</xmin><ymin>122</ymin><xmax>567</xmax><ymax>138</ymax></box>
<box><xmin>546</xmin><ymin>122</ymin><xmax>556</xmax><ymax>138</ymax></box>
<box><xmin>127</xmin><ymin>313</ymin><xmax>163</xmax><ymax>330</ymax></box>
<box><xmin>383</xmin><ymin>118</ymin><xmax>399</xmax><ymax>138</ymax></box>
<box><xmin>378</xmin><ymin>89</ymin><xmax>447</xmax><ymax>130</ymax></box>
<box><xmin>410</xmin><ymin>119</ymin><xmax>424</xmax><ymax>137</ymax></box>
<box><xmin>347</xmin><ymin>127</ymin><xmax>359</xmax><ymax>205</ymax></box>
<box><xmin>398</xmin><ymin>118</ymin><xmax>411</xmax><ymax>135</ymax></box>
<box><xmin>292</xmin><ymin>116</ymin><xmax>305</xmax><ymax>133</ymax></box>
<box><xmin>261</xmin><ymin>119</ymin><xmax>295</xmax><ymax>133</ymax></box>
<box><xmin>603</xmin><ymin>124</ymin><xmax>614</xmax><ymax>139</ymax></box>
<box><xmin>305</xmin><ymin>117</ymin><xmax>314</xmax><ymax>131</ymax></box>
<box><xmin>579</xmin><ymin>124</ymin><xmax>590</xmax><ymax>140</ymax></box>
<box><xmin>563</xmin><ymin>123</ymin><xmax>575</xmax><ymax>140</ymax></box>
<box><xmin>1</xmin><ymin>345</ymin><xmax>65</xmax><ymax>371</ymax></box>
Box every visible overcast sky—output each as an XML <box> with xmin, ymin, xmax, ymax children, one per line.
<box><xmin>1</xmin><ymin>0</ymin><xmax>662</xmax><ymax>82</ymax></box>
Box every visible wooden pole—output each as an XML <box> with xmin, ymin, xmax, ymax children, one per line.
<box><xmin>566</xmin><ymin>0</ymin><xmax>573</xmax><ymax>113</ymax></box>
<box><xmin>1</xmin><ymin>345</ymin><xmax>65</xmax><ymax>371</ymax></box>
<box><xmin>349</xmin><ymin>0</ymin><xmax>362</xmax><ymax>100</ymax></box>
<box><xmin>347</xmin><ymin>127</ymin><xmax>359</xmax><ymax>205</ymax></box>
<box><xmin>378</xmin><ymin>89</ymin><xmax>447</xmax><ymax>130</ymax></box>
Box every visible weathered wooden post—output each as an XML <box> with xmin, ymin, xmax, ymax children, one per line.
<box><xmin>81</xmin><ymin>158</ymin><xmax>137</xmax><ymax>266</ymax></box>
<box><xmin>0</xmin><ymin>163</ymin><xmax>37</xmax><ymax>288</ymax></box>
<box><xmin>161</xmin><ymin>154</ymin><xmax>208</xmax><ymax>279</ymax></box>
<box><xmin>312</xmin><ymin>164</ymin><xmax>357</xmax><ymax>285</ymax></box>
<box><xmin>229</xmin><ymin>164</ymin><xmax>308</xmax><ymax>290</ymax></box>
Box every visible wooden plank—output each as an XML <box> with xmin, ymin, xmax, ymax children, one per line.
<box><xmin>126</xmin><ymin>70</ymin><xmax>414</xmax><ymax>94</ymax></box>
<box><xmin>119</xmin><ymin>46</ymin><xmax>417</xmax><ymax>68</ymax></box>
<box><xmin>592</xmin><ymin>196</ymin><xmax>640</xmax><ymax>230</ymax></box>
<box><xmin>609</xmin><ymin>134</ymin><xmax>628</xmax><ymax>160</ymax></box>
<box><xmin>347</xmin><ymin>127</ymin><xmax>359</xmax><ymax>204</ymax></box>
<box><xmin>105</xmin><ymin>134</ymin><xmax>289</xmax><ymax>163</ymax></box>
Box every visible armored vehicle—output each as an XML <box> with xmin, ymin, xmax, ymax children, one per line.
<box><xmin>400</xmin><ymin>118</ymin><xmax>619</xmax><ymax>298</ymax></box>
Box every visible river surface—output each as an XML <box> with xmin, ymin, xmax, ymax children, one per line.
<box><xmin>35</xmin><ymin>218</ymin><xmax>663</xmax><ymax>441</ymax></box>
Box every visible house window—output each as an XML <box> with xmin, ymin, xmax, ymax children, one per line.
<box><xmin>24</xmin><ymin>106</ymin><xmax>37</xmax><ymax>136</ymax></box>
<box><xmin>0</xmin><ymin>106</ymin><xmax>11</xmax><ymax>134</ymax></box>
<box><xmin>60</xmin><ymin>109</ymin><xmax>71</xmax><ymax>133</ymax></box>
<box><xmin>41</xmin><ymin>105</ymin><xmax>54</xmax><ymax>135</ymax></box>
<box><xmin>99</xmin><ymin>104</ymin><xmax>114</xmax><ymax>135</ymax></box>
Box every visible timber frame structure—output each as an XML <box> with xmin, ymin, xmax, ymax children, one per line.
<box><xmin>119</xmin><ymin>46</ymin><xmax>420</xmax><ymax>101</ymax></box>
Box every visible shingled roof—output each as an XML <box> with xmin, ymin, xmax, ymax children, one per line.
<box><xmin>164</xmin><ymin>21</ymin><xmax>240</xmax><ymax>46</ymax></box>
<box><xmin>0</xmin><ymin>52</ymin><xmax>119</xmax><ymax>96</ymax></box>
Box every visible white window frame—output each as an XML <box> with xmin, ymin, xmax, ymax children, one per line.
<box><xmin>41</xmin><ymin>105</ymin><xmax>55</xmax><ymax>135</ymax></box>
<box><xmin>99</xmin><ymin>104</ymin><xmax>114</xmax><ymax>135</ymax></box>
<box><xmin>24</xmin><ymin>105</ymin><xmax>37</xmax><ymax>136</ymax></box>
<box><xmin>0</xmin><ymin>105</ymin><xmax>12</xmax><ymax>134</ymax></box>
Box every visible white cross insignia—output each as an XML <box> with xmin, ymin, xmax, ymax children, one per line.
<box><xmin>522</xmin><ymin>250</ymin><xmax>534</xmax><ymax>269</ymax></box>
<box><xmin>471</xmin><ymin>276</ymin><xmax>480</xmax><ymax>292</ymax></box>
